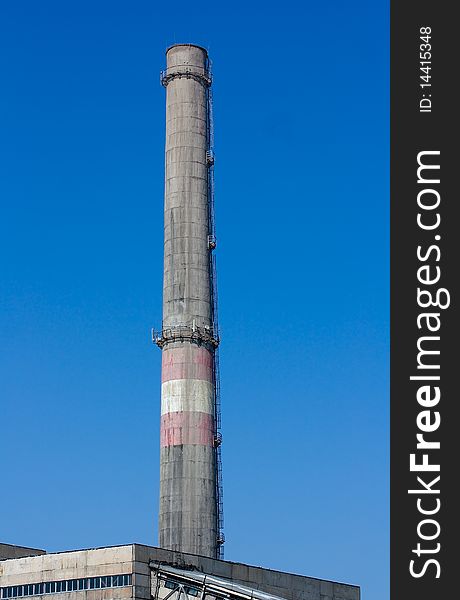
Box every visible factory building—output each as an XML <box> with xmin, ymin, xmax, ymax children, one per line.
<box><xmin>1</xmin><ymin>44</ymin><xmax>360</xmax><ymax>600</ymax></box>
<box><xmin>0</xmin><ymin>545</ymin><xmax>359</xmax><ymax>600</ymax></box>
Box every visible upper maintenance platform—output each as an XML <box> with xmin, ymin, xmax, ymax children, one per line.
<box><xmin>161</xmin><ymin>44</ymin><xmax>211</xmax><ymax>87</ymax></box>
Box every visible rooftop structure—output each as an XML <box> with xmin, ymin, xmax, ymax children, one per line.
<box><xmin>0</xmin><ymin>546</ymin><xmax>45</xmax><ymax>562</ymax></box>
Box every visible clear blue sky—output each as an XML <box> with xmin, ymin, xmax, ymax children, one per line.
<box><xmin>0</xmin><ymin>2</ymin><xmax>388</xmax><ymax>599</ymax></box>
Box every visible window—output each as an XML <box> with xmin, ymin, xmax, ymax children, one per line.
<box><xmin>115</xmin><ymin>576</ymin><xmax>122</xmax><ymax>587</ymax></box>
<box><xmin>165</xmin><ymin>581</ymin><xmax>178</xmax><ymax>591</ymax></box>
<box><xmin>185</xmin><ymin>587</ymin><xmax>199</xmax><ymax>597</ymax></box>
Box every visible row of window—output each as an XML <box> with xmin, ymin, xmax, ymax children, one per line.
<box><xmin>1</xmin><ymin>575</ymin><xmax>132</xmax><ymax>599</ymax></box>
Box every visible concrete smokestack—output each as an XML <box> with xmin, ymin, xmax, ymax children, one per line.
<box><xmin>156</xmin><ymin>44</ymin><xmax>223</xmax><ymax>559</ymax></box>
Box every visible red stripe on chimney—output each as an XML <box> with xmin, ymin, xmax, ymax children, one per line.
<box><xmin>160</xmin><ymin>411</ymin><xmax>214</xmax><ymax>447</ymax></box>
<box><xmin>162</xmin><ymin>346</ymin><xmax>213</xmax><ymax>383</ymax></box>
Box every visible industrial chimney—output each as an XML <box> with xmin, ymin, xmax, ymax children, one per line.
<box><xmin>154</xmin><ymin>44</ymin><xmax>223</xmax><ymax>559</ymax></box>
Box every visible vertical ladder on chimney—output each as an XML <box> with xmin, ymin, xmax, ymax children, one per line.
<box><xmin>205</xmin><ymin>68</ymin><xmax>225</xmax><ymax>559</ymax></box>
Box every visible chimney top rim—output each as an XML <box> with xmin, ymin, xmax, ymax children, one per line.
<box><xmin>165</xmin><ymin>44</ymin><xmax>208</xmax><ymax>57</ymax></box>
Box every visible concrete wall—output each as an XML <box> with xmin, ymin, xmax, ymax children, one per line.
<box><xmin>1</xmin><ymin>545</ymin><xmax>359</xmax><ymax>600</ymax></box>
<box><xmin>133</xmin><ymin>545</ymin><xmax>360</xmax><ymax>600</ymax></box>
<box><xmin>0</xmin><ymin>545</ymin><xmax>133</xmax><ymax>600</ymax></box>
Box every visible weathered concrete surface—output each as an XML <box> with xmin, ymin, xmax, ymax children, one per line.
<box><xmin>162</xmin><ymin>43</ymin><xmax>211</xmax><ymax>330</ymax></box>
<box><xmin>0</xmin><ymin>544</ymin><xmax>359</xmax><ymax>600</ymax></box>
<box><xmin>0</xmin><ymin>546</ymin><xmax>133</xmax><ymax>586</ymax></box>
<box><xmin>0</xmin><ymin>544</ymin><xmax>45</xmax><ymax>561</ymax></box>
<box><xmin>134</xmin><ymin>545</ymin><xmax>360</xmax><ymax>600</ymax></box>
<box><xmin>159</xmin><ymin>43</ymin><xmax>218</xmax><ymax>558</ymax></box>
